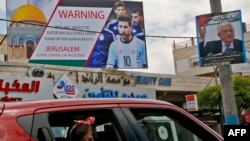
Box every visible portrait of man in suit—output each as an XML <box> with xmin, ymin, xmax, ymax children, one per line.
<box><xmin>196</xmin><ymin>10</ymin><xmax>246</xmax><ymax>67</ymax></box>
<box><xmin>205</xmin><ymin>21</ymin><xmax>243</xmax><ymax>56</ymax></box>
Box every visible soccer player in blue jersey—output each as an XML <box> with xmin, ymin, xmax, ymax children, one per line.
<box><xmin>87</xmin><ymin>28</ymin><xmax>115</xmax><ymax>67</ymax></box>
<box><xmin>131</xmin><ymin>7</ymin><xmax>145</xmax><ymax>41</ymax></box>
<box><xmin>106</xmin><ymin>1</ymin><xmax>127</xmax><ymax>39</ymax></box>
<box><xmin>106</xmin><ymin>15</ymin><xmax>147</xmax><ymax>69</ymax></box>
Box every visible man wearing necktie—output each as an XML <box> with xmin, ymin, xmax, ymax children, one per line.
<box><xmin>204</xmin><ymin>22</ymin><xmax>243</xmax><ymax>56</ymax></box>
<box><xmin>222</xmin><ymin>43</ymin><xmax>234</xmax><ymax>55</ymax></box>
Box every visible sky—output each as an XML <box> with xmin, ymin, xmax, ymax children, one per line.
<box><xmin>0</xmin><ymin>0</ymin><xmax>250</xmax><ymax>75</ymax></box>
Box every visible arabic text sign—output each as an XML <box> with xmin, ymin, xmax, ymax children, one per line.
<box><xmin>0</xmin><ymin>76</ymin><xmax>53</xmax><ymax>101</ymax></box>
<box><xmin>76</xmin><ymin>84</ymin><xmax>156</xmax><ymax>99</ymax></box>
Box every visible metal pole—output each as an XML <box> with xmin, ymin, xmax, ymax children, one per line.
<box><xmin>213</xmin><ymin>66</ymin><xmax>218</xmax><ymax>85</ymax></box>
<box><xmin>210</xmin><ymin>0</ymin><xmax>222</xmax><ymax>13</ymax></box>
<box><xmin>210</xmin><ymin>0</ymin><xmax>239</xmax><ymax>125</ymax></box>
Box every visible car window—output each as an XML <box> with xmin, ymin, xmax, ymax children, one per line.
<box><xmin>31</xmin><ymin>109</ymin><xmax>124</xmax><ymax>141</ymax></box>
<box><xmin>130</xmin><ymin>109</ymin><xmax>219</xmax><ymax>141</ymax></box>
<box><xmin>49</xmin><ymin>109</ymin><xmax>123</xmax><ymax>141</ymax></box>
<box><xmin>51</xmin><ymin>127</ymin><xmax>69</xmax><ymax>138</ymax></box>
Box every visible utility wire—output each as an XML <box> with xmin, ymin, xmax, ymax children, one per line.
<box><xmin>0</xmin><ymin>18</ymin><xmax>197</xmax><ymax>40</ymax></box>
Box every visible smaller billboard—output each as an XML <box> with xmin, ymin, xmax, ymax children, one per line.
<box><xmin>195</xmin><ymin>10</ymin><xmax>247</xmax><ymax>67</ymax></box>
<box><xmin>185</xmin><ymin>94</ymin><xmax>198</xmax><ymax>112</ymax></box>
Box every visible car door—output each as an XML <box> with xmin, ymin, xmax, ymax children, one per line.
<box><xmin>120</xmin><ymin>103</ymin><xmax>224</xmax><ymax>141</ymax></box>
<box><xmin>30</xmin><ymin>103</ymin><xmax>141</xmax><ymax>141</ymax></box>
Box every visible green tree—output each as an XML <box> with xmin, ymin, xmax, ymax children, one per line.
<box><xmin>233</xmin><ymin>75</ymin><xmax>250</xmax><ymax>114</ymax></box>
<box><xmin>197</xmin><ymin>75</ymin><xmax>250</xmax><ymax>115</ymax></box>
<box><xmin>197</xmin><ymin>85</ymin><xmax>221</xmax><ymax>109</ymax></box>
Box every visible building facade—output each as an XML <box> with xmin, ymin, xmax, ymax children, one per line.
<box><xmin>0</xmin><ymin>60</ymin><xmax>215</xmax><ymax>106</ymax></box>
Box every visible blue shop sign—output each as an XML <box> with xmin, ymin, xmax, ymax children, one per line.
<box><xmin>136</xmin><ymin>76</ymin><xmax>172</xmax><ymax>86</ymax></box>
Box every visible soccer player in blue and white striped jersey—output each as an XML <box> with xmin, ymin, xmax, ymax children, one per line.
<box><xmin>106</xmin><ymin>15</ymin><xmax>147</xmax><ymax>69</ymax></box>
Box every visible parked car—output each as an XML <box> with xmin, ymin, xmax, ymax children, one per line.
<box><xmin>0</xmin><ymin>98</ymin><xmax>223</xmax><ymax>141</ymax></box>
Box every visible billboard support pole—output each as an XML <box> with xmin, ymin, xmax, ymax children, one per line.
<box><xmin>210</xmin><ymin>0</ymin><xmax>239</xmax><ymax>125</ymax></box>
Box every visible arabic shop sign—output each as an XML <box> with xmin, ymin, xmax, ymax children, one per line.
<box><xmin>83</xmin><ymin>87</ymin><xmax>147</xmax><ymax>98</ymax></box>
<box><xmin>76</xmin><ymin>84</ymin><xmax>156</xmax><ymax>99</ymax></box>
<box><xmin>81</xmin><ymin>72</ymin><xmax>172</xmax><ymax>86</ymax></box>
<box><xmin>82</xmin><ymin>72</ymin><xmax>132</xmax><ymax>86</ymax></box>
<box><xmin>0</xmin><ymin>77</ymin><xmax>53</xmax><ymax>102</ymax></box>
<box><xmin>135</xmin><ymin>76</ymin><xmax>172</xmax><ymax>86</ymax></box>
<box><xmin>53</xmin><ymin>74</ymin><xmax>79</xmax><ymax>99</ymax></box>
<box><xmin>0</xmin><ymin>79</ymin><xmax>40</xmax><ymax>94</ymax></box>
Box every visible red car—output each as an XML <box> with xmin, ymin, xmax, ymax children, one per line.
<box><xmin>0</xmin><ymin>98</ymin><xmax>223</xmax><ymax>141</ymax></box>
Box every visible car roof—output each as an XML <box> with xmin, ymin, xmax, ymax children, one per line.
<box><xmin>1</xmin><ymin>98</ymin><xmax>174</xmax><ymax>110</ymax></box>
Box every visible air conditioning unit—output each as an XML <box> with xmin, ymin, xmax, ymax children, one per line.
<box><xmin>0</xmin><ymin>54</ymin><xmax>7</xmax><ymax>61</ymax></box>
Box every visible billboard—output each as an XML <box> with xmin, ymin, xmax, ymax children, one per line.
<box><xmin>195</xmin><ymin>10</ymin><xmax>247</xmax><ymax>67</ymax></box>
<box><xmin>6</xmin><ymin>0</ymin><xmax>147</xmax><ymax>69</ymax></box>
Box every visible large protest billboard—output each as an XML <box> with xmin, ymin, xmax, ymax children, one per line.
<box><xmin>195</xmin><ymin>10</ymin><xmax>247</xmax><ymax>67</ymax></box>
<box><xmin>6</xmin><ymin>0</ymin><xmax>147</xmax><ymax>69</ymax></box>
